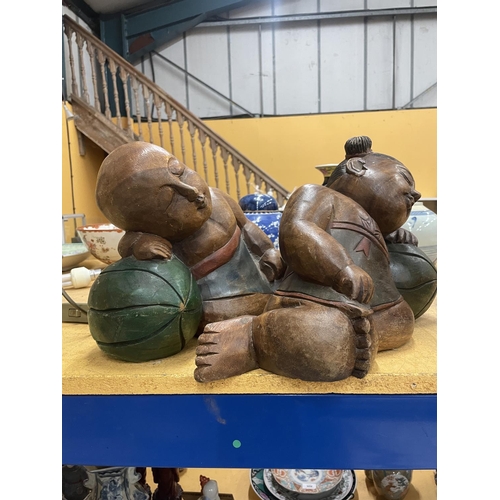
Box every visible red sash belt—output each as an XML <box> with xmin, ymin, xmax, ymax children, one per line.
<box><xmin>190</xmin><ymin>226</ymin><xmax>241</xmax><ymax>280</ymax></box>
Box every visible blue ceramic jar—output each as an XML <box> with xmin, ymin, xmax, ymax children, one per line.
<box><xmin>240</xmin><ymin>193</ymin><xmax>282</xmax><ymax>249</ymax></box>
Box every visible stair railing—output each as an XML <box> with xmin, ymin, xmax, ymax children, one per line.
<box><xmin>62</xmin><ymin>14</ymin><xmax>290</xmax><ymax>206</ymax></box>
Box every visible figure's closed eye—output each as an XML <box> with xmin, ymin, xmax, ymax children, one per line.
<box><xmin>167</xmin><ymin>157</ymin><xmax>185</xmax><ymax>176</ymax></box>
<box><xmin>396</xmin><ymin>165</ymin><xmax>415</xmax><ymax>188</ymax></box>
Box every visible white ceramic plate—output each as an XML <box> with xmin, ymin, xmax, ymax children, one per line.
<box><xmin>261</xmin><ymin>469</ymin><xmax>356</xmax><ymax>500</ymax></box>
<box><xmin>62</xmin><ymin>243</ymin><xmax>89</xmax><ymax>271</ymax></box>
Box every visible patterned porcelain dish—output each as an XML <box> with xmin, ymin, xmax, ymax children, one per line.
<box><xmin>252</xmin><ymin>469</ymin><xmax>356</xmax><ymax>500</ymax></box>
<box><xmin>271</xmin><ymin>469</ymin><xmax>343</xmax><ymax>497</ymax></box>
<box><xmin>266</xmin><ymin>469</ymin><xmax>344</xmax><ymax>500</ymax></box>
<box><xmin>76</xmin><ymin>223</ymin><xmax>124</xmax><ymax>265</ymax></box>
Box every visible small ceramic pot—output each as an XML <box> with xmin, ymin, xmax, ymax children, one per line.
<box><xmin>369</xmin><ymin>470</ymin><xmax>413</xmax><ymax>500</ymax></box>
<box><xmin>402</xmin><ymin>202</ymin><xmax>437</xmax><ymax>264</ymax></box>
<box><xmin>244</xmin><ymin>211</ymin><xmax>282</xmax><ymax>249</ymax></box>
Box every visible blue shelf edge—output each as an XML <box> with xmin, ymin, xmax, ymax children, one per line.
<box><xmin>63</xmin><ymin>393</ymin><xmax>436</xmax><ymax>470</ymax></box>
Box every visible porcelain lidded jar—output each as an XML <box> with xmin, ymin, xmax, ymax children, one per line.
<box><xmin>402</xmin><ymin>201</ymin><xmax>437</xmax><ymax>264</ymax></box>
<box><xmin>239</xmin><ymin>192</ymin><xmax>279</xmax><ymax>212</ymax></box>
<box><xmin>240</xmin><ymin>191</ymin><xmax>282</xmax><ymax>249</ymax></box>
<box><xmin>368</xmin><ymin>470</ymin><xmax>413</xmax><ymax>500</ymax></box>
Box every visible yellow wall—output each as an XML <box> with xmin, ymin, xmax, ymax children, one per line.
<box><xmin>205</xmin><ymin>108</ymin><xmax>437</xmax><ymax>197</ymax></box>
<box><xmin>62</xmin><ymin>103</ymin><xmax>107</xmax><ymax>242</ymax></box>
<box><xmin>62</xmin><ymin>104</ymin><xmax>436</xmax><ymax>233</ymax></box>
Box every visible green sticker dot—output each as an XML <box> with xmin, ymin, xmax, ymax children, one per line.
<box><xmin>233</xmin><ymin>439</ymin><xmax>241</xmax><ymax>448</ymax></box>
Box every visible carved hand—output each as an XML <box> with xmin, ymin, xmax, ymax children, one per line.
<box><xmin>118</xmin><ymin>231</ymin><xmax>173</xmax><ymax>260</ymax></box>
<box><xmin>385</xmin><ymin>228</ymin><xmax>418</xmax><ymax>246</ymax></box>
<box><xmin>259</xmin><ymin>247</ymin><xmax>286</xmax><ymax>282</ymax></box>
<box><xmin>333</xmin><ymin>264</ymin><xmax>374</xmax><ymax>304</ymax></box>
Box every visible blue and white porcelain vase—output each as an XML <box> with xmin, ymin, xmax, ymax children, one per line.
<box><xmin>402</xmin><ymin>201</ymin><xmax>437</xmax><ymax>264</ymax></box>
<box><xmin>83</xmin><ymin>467</ymin><xmax>150</xmax><ymax>500</ymax></box>
<box><xmin>240</xmin><ymin>192</ymin><xmax>282</xmax><ymax>249</ymax></box>
<box><xmin>244</xmin><ymin>211</ymin><xmax>283</xmax><ymax>249</ymax></box>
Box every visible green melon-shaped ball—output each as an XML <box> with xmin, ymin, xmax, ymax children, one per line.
<box><xmin>87</xmin><ymin>255</ymin><xmax>202</xmax><ymax>362</ymax></box>
<box><xmin>388</xmin><ymin>243</ymin><xmax>437</xmax><ymax>319</ymax></box>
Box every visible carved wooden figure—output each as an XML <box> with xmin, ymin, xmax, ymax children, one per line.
<box><xmin>151</xmin><ymin>468</ymin><xmax>183</xmax><ymax>500</ymax></box>
<box><xmin>195</xmin><ymin>136</ymin><xmax>432</xmax><ymax>382</ymax></box>
<box><xmin>95</xmin><ymin>142</ymin><xmax>285</xmax><ymax>331</ymax></box>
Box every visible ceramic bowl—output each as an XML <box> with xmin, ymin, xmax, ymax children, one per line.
<box><xmin>76</xmin><ymin>223</ymin><xmax>124</xmax><ymax>265</ymax></box>
<box><xmin>62</xmin><ymin>243</ymin><xmax>90</xmax><ymax>271</ymax></box>
<box><xmin>271</xmin><ymin>469</ymin><xmax>344</xmax><ymax>499</ymax></box>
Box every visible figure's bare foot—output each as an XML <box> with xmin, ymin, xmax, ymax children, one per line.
<box><xmin>194</xmin><ymin>316</ymin><xmax>258</xmax><ymax>382</ymax></box>
<box><xmin>351</xmin><ymin>316</ymin><xmax>378</xmax><ymax>378</ymax></box>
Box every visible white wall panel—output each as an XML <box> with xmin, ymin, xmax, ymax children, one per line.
<box><xmin>410</xmin><ymin>83</ymin><xmax>436</xmax><ymax>108</ymax></box>
<box><xmin>412</xmin><ymin>14</ymin><xmax>437</xmax><ymax>101</ymax></box>
<box><xmin>145</xmin><ymin>35</ymin><xmax>188</xmax><ymax>118</ymax></box>
<box><xmin>368</xmin><ymin>0</ymin><xmax>411</xmax><ymax>8</ymax></box>
<box><xmin>229</xmin><ymin>26</ymin><xmax>262</xmax><ymax>115</ymax></box>
<box><xmin>273</xmin><ymin>0</ymin><xmax>318</xmax><ymax>15</ymax></box>
<box><xmin>394</xmin><ymin>16</ymin><xmax>412</xmax><ymax>108</ymax></box>
<box><xmin>185</xmin><ymin>27</ymin><xmax>231</xmax><ymax>118</ymax></box>
<box><xmin>320</xmin><ymin>18</ymin><xmax>365</xmax><ymax>112</ymax></box>
<box><xmin>319</xmin><ymin>0</ymin><xmax>365</xmax><ymax>12</ymax></box>
<box><xmin>366</xmin><ymin>17</ymin><xmax>394</xmax><ymax>110</ymax></box>
<box><xmin>414</xmin><ymin>0</ymin><xmax>437</xmax><ymax>6</ymax></box>
<box><xmin>274</xmin><ymin>21</ymin><xmax>319</xmax><ymax>114</ymax></box>
<box><xmin>260</xmin><ymin>24</ymin><xmax>276</xmax><ymax>115</ymax></box>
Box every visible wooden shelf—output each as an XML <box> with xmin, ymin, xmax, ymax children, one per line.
<box><xmin>63</xmin><ymin>259</ymin><xmax>436</xmax><ymax>396</ymax></box>
<box><xmin>146</xmin><ymin>468</ymin><xmax>437</xmax><ymax>500</ymax></box>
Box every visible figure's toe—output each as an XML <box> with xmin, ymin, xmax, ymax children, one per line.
<box><xmin>194</xmin><ymin>366</ymin><xmax>214</xmax><ymax>382</ymax></box>
<box><xmin>195</xmin><ymin>343</ymin><xmax>219</xmax><ymax>356</ymax></box>
<box><xmin>202</xmin><ymin>321</ymin><xmax>225</xmax><ymax>334</ymax></box>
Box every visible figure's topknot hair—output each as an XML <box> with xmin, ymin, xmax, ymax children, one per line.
<box><xmin>325</xmin><ymin>136</ymin><xmax>372</xmax><ymax>187</ymax></box>
<box><xmin>344</xmin><ymin>136</ymin><xmax>372</xmax><ymax>158</ymax></box>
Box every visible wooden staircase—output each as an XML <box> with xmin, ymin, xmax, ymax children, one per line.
<box><xmin>70</xmin><ymin>95</ymin><xmax>138</xmax><ymax>153</ymax></box>
<box><xmin>62</xmin><ymin>15</ymin><xmax>290</xmax><ymax>206</ymax></box>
